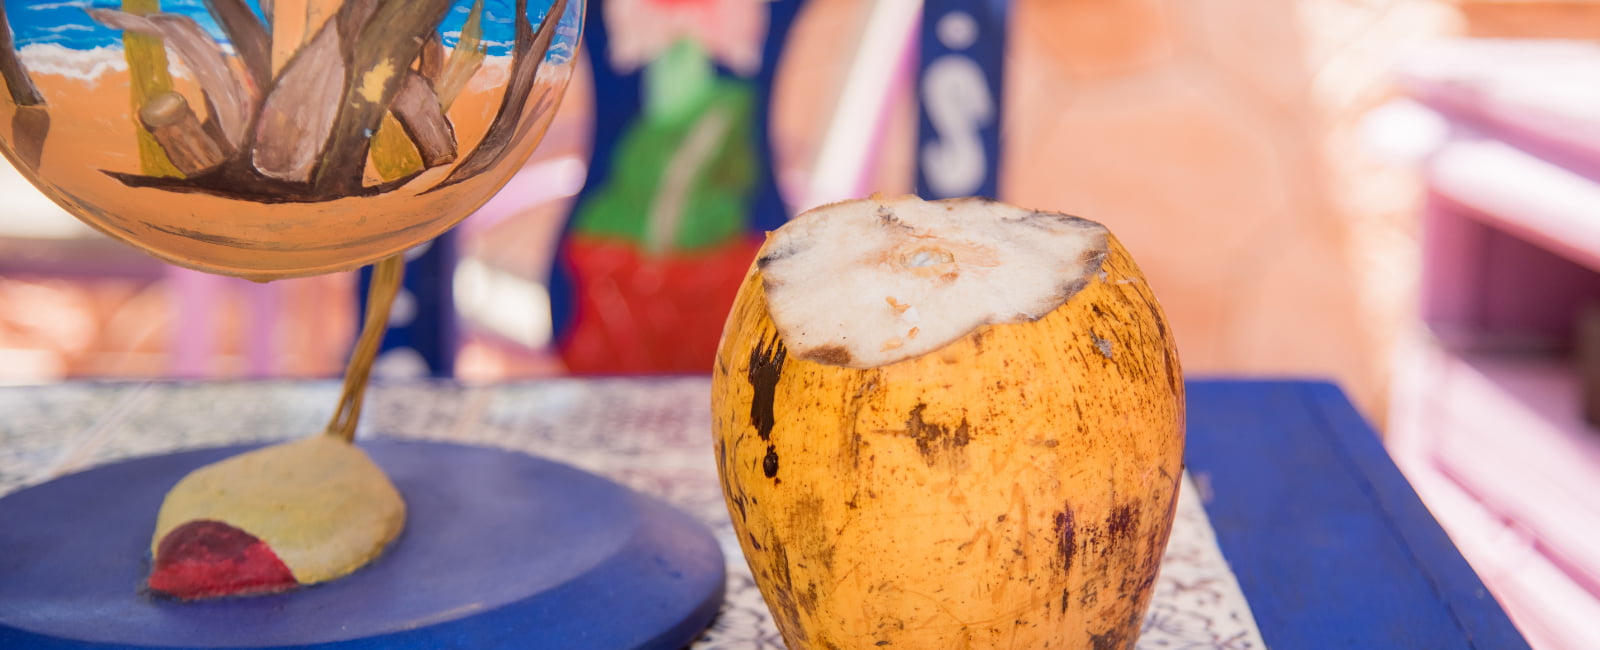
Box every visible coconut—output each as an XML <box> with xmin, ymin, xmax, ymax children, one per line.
<box><xmin>711</xmin><ymin>194</ymin><xmax>1184</xmax><ymax>649</ymax></box>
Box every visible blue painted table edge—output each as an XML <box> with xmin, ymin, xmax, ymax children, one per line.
<box><xmin>1184</xmin><ymin>379</ymin><xmax>1530</xmax><ymax>649</ymax></box>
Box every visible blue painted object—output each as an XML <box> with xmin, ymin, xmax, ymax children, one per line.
<box><xmin>917</xmin><ymin>0</ymin><xmax>1008</xmax><ymax>200</ymax></box>
<box><xmin>0</xmin><ymin>440</ymin><xmax>724</xmax><ymax>649</ymax></box>
<box><xmin>1184</xmin><ymin>380</ymin><xmax>1530</xmax><ymax>649</ymax></box>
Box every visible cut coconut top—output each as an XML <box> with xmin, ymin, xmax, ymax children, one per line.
<box><xmin>758</xmin><ymin>195</ymin><xmax>1109</xmax><ymax>368</ymax></box>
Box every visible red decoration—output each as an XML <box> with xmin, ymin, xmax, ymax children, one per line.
<box><xmin>559</xmin><ymin>236</ymin><xmax>761</xmax><ymax>374</ymax></box>
<box><xmin>147</xmin><ymin>520</ymin><xmax>298</xmax><ymax>600</ymax></box>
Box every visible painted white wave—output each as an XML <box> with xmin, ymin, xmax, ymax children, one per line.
<box><xmin>25</xmin><ymin>0</ymin><xmax>209</xmax><ymax>11</ymax></box>
<box><xmin>39</xmin><ymin>24</ymin><xmax>96</xmax><ymax>34</ymax></box>
<box><xmin>18</xmin><ymin>42</ymin><xmax>203</xmax><ymax>84</ymax></box>
<box><xmin>17</xmin><ymin>43</ymin><xmax>127</xmax><ymax>81</ymax></box>
<box><xmin>17</xmin><ymin>41</ymin><xmax>535</xmax><ymax>90</ymax></box>
<box><xmin>441</xmin><ymin>32</ymin><xmax>517</xmax><ymax>52</ymax></box>
<box><xmin>25</xmin><ymin>0</ymin><xmax>92</xmax><ymax>12</ymax></box>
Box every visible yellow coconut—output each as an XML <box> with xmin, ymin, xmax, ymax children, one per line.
<box><xmin>711</xmin><ymin>195</ymin><xmax>1184</xmax><ymax>649</ymax></box>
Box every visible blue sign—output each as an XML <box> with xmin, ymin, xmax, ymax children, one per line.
<box><xmin>917</xmin><ymin>0</ymin><xmax>1008</xmax><ymax>200</ymax></box>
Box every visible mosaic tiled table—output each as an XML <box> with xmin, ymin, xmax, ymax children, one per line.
<box><xmin>0</xmin><ymin>379</ymin><xmax>1525</xmax><ymax>648</ymax></box>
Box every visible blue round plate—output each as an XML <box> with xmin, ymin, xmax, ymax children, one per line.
<box><xmin>0</xmin><ymin>440</ymin><xmax>725</xmax><ymax>649</ymax></box>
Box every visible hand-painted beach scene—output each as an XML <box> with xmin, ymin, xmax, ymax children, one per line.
<box><xmin>0</xmin><ymin>0</ymin><xmax>582</xmax><ymax>280</ymax></box>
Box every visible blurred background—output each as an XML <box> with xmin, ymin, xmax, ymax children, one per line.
<box><xmin>3</xmin><ymin>1</ymin><xmax>1599</xmax><ymax>646</ymax></box>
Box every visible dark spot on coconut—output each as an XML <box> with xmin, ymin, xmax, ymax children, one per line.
<box><xmin>877</xmin><ymin>206</ymin><xmax>912</xmax><ymax>231</ymax></box>
<box><xmin>1130</xmin><ymin>565</ymin><xmax>1159</xmax><ymax>601</ymax></box>
<box><xmin>756</xmin><ymin>243</ymin><xmax>798</xmax><ymax>269</ymax></box>
<box><xmin>1079</xmin><ymin>247</ymin><xmax>1109</xmax><ymax>274</ymax></box>
<box><xmin>1054</xmin><ymin>507</ymin><xmax>1077</xmax><ymax>611</ymax></box>
<box><xmin>748</xmin><ymin>533</ymin><xmax>763</xmax><ymax>551</ymax></box>
<box><xmin>763</xmin><ymin>445</ymin><xmax>780</xmax><ymax>479</ymax></box>
<box><xmin>802</xmin><ymin>581</ymin><xmax>820</xmax><ymax>614</ymax></box>
<box><xmin>717</xmin><ymin>442</ymin><xmax>734</xmax><ymax>501</ymax></box>
<box><xmin>1080</xmin><ymin>581</ymin><xmax>1100</xmax><ymax>608</ymax></box>
<box><xmin>1091</xmin><ymin>627</ymin><xmax>1128</xmax><ymax>650</ymax></box>
<box><xmin>747</xmin><ymin>335</ymin><xmax>787</xmax><ymax>442</ymax></box>
<box><xmin>787</xmin><ymin>495</ymin><xmax>836</xmax><ymax>573</ymax></box>
<box><xmin>1108</xmin><ymin>503</ymin><xmax>1141</xmax><ymax>541</ymax></box>
<box><xmin>1057</xmin><ymin>277</ymin><xmax>1089</xmax><ymax>303</ymax></box>
<box><xmin>1163</xmin><ymin>350</ymin><xmax>1180</xmax><ymax>396</ymax></box>
<box><xmin>1091</xmin><ymin>332</ymin><xmax>1114</xmax><ymax>359</ymax></box>
<box><xmin>1087</xmin><ymin>609</ymin><xmax>1144</xmax><ymax>650</ymax></box>
<box><xmin>904</xmin><ymin>403</ymin><xmax>971</xmax><ymax>466</ymax></box>
<box><xmin>1146</xmin><ymin>300</ymin><xmax>1168</xmax><ymax>340</ymax></box>
<box><xmin>1018</xmin><ymin>210</ymin><xmax>1103</xmax><ymax>231</ymax></box>
<box><xmin>1084</xmin><ymin>521</ymin><xmax>1115</xmax><ymax>559</ymax></box>
<box><xmin>717</xmin><ymin>440</ymin><xmax>752</xmax><ymax>523</ymax></box>
<box><xmin>804</xmin><ymin>344</ymin><xmax>854</xmax><ymax>366</ymax></box>
<box><xmin>1141</xmin><ymin>299</ymin><xmax>1181</xmax><ymax>395</ymax></box>
<box><xmin>765</xmin><ymin>542</ymin><xmax>809</xmax><ymax>643</ymax></box>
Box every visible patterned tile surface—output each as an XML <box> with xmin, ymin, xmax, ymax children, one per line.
<box><xmin>0</xmin><ymin>379</ymin><xmax>1265</xmax><ymax>649</ymax></box>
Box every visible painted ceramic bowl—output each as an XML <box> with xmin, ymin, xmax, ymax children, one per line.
<box><xmin>0</xmin><ymin>0</ymin><xmax>582</xmax><ymax>280</ymax></box>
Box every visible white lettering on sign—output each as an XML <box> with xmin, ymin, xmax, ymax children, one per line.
<box><xmin>921</xmin><ymin>10</ymin><xmax>993</xmax><ymax>198</ymax></box>
<box><xmin>937</xmin><ymin>10</ymin><xmax>978</xmax><ymax>50</ymax></box>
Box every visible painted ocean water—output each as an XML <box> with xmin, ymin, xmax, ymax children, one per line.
<box><xmin>4</xmin><ymin>0</ymin><xmax>575</xmax><ymax>59</ymax></box>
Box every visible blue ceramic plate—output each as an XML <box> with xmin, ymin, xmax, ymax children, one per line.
<box><xmin>0</xmin><ymin>440</ymin><xmax>725</xmax><ymax>649</ymax></box>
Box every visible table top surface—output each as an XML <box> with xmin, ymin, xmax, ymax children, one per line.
<box><xmin>0</xmin><ymin>378</ymin><xmax>1528</xmax><ymax>649</ymax></box>
<box><xmin>1184</xmin><ymin>380</ymin><xmax>1527</xmax><ymax>649</ymax></box>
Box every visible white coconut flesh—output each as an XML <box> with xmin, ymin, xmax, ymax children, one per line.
<box><xmin>758</xmin><ymin>195</ymin><xmax>1110</xmax><ymax>368</ymax></box>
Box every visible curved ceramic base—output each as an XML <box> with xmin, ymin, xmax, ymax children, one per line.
<box><xmin>0</xmin><ymin>440</ymin><xmax>725</xmax><ymax>649</ymax></box>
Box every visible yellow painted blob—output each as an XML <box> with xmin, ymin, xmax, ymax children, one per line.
<box><xmin>151</xmin><ymin>435</ymin><xmax>406</xmax><ymax>585</ymax></box>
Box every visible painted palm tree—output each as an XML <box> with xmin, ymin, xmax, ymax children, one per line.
<box><xmin>81</xmin><ymin>0</ymin><xmax>568</xmax><ymax>202</ymax></box>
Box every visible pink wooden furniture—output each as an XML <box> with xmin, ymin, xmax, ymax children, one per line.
<box><xmin>1387</xmin><ymin>38</ymin><xmax>1600</xmax><ymax>650</ymax></box>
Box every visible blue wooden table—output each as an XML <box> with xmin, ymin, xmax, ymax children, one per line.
<box><xmin>1186</xmin><ymin>380</ymin><xmax>1529</xmax><ymax>649</ymax></box>
<box><xmin>0</xmin><ymin>378</ymin><xmax>1530</xmax><ymax>648</ymax></box>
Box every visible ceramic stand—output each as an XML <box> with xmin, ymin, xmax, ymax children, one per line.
<box><xmin>0</xmin><ymin>440</ymin><xmax>725</xmax><ymax>649</ymax></box>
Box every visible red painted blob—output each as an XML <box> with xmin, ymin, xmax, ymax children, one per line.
<box><xmin>147</xmin><ymin>520</ymin><xmax>298</xmax><ymax>600</ymax></box>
